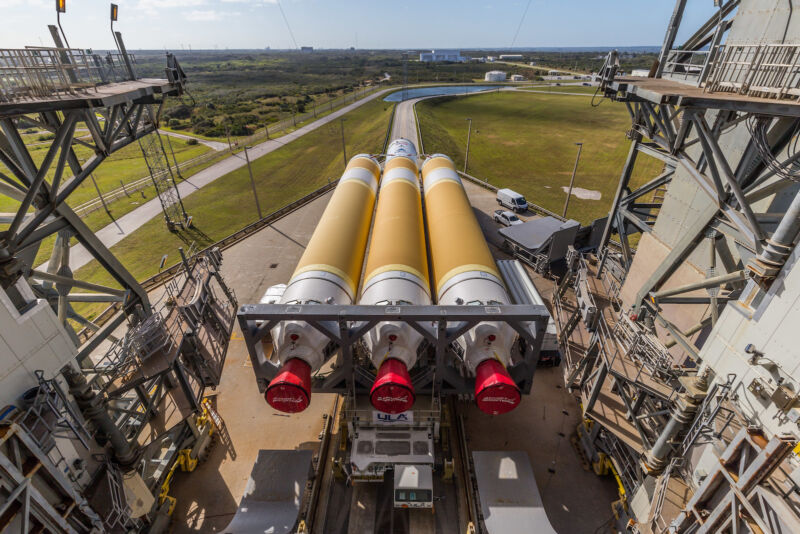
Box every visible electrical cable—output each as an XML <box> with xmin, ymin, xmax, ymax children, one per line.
<box><xmin>510</xmin><ymin>0</ymin><xmax>533</xmax><ymax>49</ymax></box>
<box><xmin>276</xmin><ymin>0</ymin><xmax>299</xmax><ymax>50</ymax></box>
<box><xmin>745</xmin><ymin>114</ymin><xmax>800</xmax><ymax>183</ymax></box>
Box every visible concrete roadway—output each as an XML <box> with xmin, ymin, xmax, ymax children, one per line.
<box><xmin>390</xmin><ymin>97</ymin><xmax>422</xmax><ymax>149</ymax></box>
<box><xmin>158</xmin><ymin>129</ymin><xmax>228</xmax><ymax>151</ymax></box>
<box><xmin>38</xmin><ymin>87</ymin><xmax>394</xmax><ymax>273</ymax></box>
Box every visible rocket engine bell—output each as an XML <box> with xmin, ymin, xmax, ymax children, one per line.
<box><xmin>265</xmin><ymin>154</ymin><xmax>381</xmax><ymax>413</ymax></box>
<box><xmin>421</xmin><ymin>154</ymin><xmax>521</xmax><ymax>415</ymax></box>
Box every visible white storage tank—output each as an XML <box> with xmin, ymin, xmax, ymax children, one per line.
<box><xmin>484</xmin><ymin>70</ymin><xmax>507</xmax><ymax>82</ymax></box>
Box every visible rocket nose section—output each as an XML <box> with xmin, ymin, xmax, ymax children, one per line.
<box><xmin>265</xmin><ymin>358</ymin><xmax>312</xmax><ymax>413</ymax></box>
<box><xmin>474</xmin><ymin>359</ymin><xmax>521</xmax><ymax>415</ymax></box>
<box><xmin>370</xmin><ymin>358</ymin><xmax>415</xmax><ymax>414</ymax></box>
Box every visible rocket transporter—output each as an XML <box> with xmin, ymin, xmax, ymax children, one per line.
<box><xmin>262</xmin><ymin>140</ymin><xmax>531</xmax><ymax>416</ymax></box>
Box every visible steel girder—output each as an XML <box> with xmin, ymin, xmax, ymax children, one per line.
<box><xmin>596</xmin><ymin>96</ymin><xmax>790</xmax><ymax>314</ymax></box>
<box><xmin>237</xmin><ymin>303</ymin><xmax>550</xmax><ymax>398</ymax></box>
<box><xmin>0</xmin><ymin>97</ymin><xmax>167</xmax><ymax>349</ymax></box>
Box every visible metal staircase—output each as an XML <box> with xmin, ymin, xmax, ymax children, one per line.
<box><xmin>138</xmin><ymin>105</ymin><xmax>190</xmax><ymax>230</ymax></box>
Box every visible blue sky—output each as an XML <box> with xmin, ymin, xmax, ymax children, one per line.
<box><xmin>2</xmin><ymin>1</ymin><xmax>718</xmax><ymax>51</ymax></box>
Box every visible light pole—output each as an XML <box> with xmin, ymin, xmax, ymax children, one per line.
<box><xmin>55</xmin><ymin>0</ymin><xmax>71</xmax><ymax>49</ymax></box>
<box><xmin>339</xmin><ymin>118</ymin><xmax>347</xmax><ymax>168</ymax></box>
<box><xmin>464</xmin><ymin>118</ymin><xmax>473</xmax><ymax>174</ymax></box>
<box><xmin>244</xmin><ymin>146</ymin><xmax>263</xmax><ymax>219</ymax></box>
<box><xmin>562</xmin><ymin>142</ymin><xmax>583</xmax><ymax>219</ymax></box>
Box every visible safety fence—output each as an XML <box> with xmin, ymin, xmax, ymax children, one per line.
<box><xmin>0</xmin><ymin>47</ymin><xmax>134</xmax><ymax>103</ymax></box>
<box><xmin>230</xmin><ymin>85</ymin><xmax>386</xmax><ymax>148</ymax></box>
<box><xmin>73</xmin><ymin>85</ymin><xmax>389</xmax><ymax>217</ymax></box>
<box><xmin>72</xmin><ymin>149</ymin><xmax>223</xmax><ymax>217</ymax></box>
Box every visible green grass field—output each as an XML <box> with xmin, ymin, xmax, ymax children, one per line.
<box><xmin>518</xmin><ymin>85</ymin><xmax>599</xmax><ymax>94</ymax></box>
<box><xmin>71</xmin><ymin>98</ymin><xmax>394</xmax><ymax>321</ymax></box>
<box><xmin>0</xmin><ymin>136</ymin><xmax>211</xmax><ymax>212</ymax></box>
<box><xmin>417</xmin><ymin>91</ymin><xmax>663</xmax><ymax>223</ymax></box>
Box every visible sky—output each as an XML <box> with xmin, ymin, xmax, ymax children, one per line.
<box><xmin>0</xmin><ymin>0</ymin><xmax>718</xmax><ymax>51</ymax></box>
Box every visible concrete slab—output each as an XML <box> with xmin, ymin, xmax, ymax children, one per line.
<box><xmin>472</xmin><ymin>451</ymin><xmax>556</xmax><ymax>534</ymax></box>
<box><xmin>221</xmin><ymin>449</ymin><xmax>312</xmax><ymax>534</ymax></box>
<box><xmin>462</xmin><ymin>366</ymin><xmax>619</xmax><ymax>534</ymax></box>
<box><xmin>169</xmin><ymin>192</ymin><xmax>336</xmax><ymax>533</ymax></box>
<box><xmin>347</xmin><ymin>484</ymin><xmax>378</xmax><ymax>534</ymax></box>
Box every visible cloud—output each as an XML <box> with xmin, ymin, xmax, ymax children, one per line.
<box><xmin>187</xmin><ymin>9</ymin><xmax>222</xmax><ymax>21</ymax></box>
<box><xmin>136</xmin><ymin>0</ymin><xmax>205</xmax><ymax>16</ymax></box>
<box><xmin>0</xmin><ymin>0</ymin><xmax>47</xmax><ymax>6</ymax></box>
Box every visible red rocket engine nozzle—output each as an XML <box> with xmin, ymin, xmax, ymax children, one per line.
<box><xmin>370</xmin><ymin>358</ymin><xmax>415</xmax><ymax>414</ymax></box>
<box><xmin>265</xmin><ymin>358</ymin><xmax>312</xmax><ymax>413</ymax></box>
<box><xmin>474</xmin><ymin>359</ymin><xmax>521</xmax><ymax>415</ymax></box>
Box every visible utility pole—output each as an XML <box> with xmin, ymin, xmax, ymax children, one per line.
<box><xmin>339</xmin><ymin>118</ymin><xmax>348</xmax><ymax>169</ymax></box>
<box><xmin>244</xmin><ymin>146</ymin><xmax>263</xmax><ymax>219</ymax></box>
<box><xmin>464</xmin><ymin>118</ymin><xmax>473</xmax><ymax>174</ymax></box>
<box><xmin>225</xmin><ymin>123</ymin><xmax>233</xmax><ymax>152</ymax></box>
<box><xmin>562</xmin><ymin>142</ymin><xmax>583</xmax><ymax>219</ymax></box>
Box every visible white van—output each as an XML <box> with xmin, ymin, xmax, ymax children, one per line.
<box><xmin>497</xmin><ymin>188</ymin><xmax>528</xmax><ymax>213</ymax></box>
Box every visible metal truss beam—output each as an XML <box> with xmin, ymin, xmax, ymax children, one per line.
<box><xmin>238</xmin><ymin>304</ymin><xmax>550</xmax><ymax>397</ymax></box>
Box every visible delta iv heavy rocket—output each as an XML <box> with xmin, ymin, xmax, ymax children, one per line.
<box><xmin>421</xmin><ymin>154</ymin><xmax>521</xmax><ymax>415</ymax></box>
<box><xmin>359</xmin><ymin>139</ymin><xmax>430</xmax><ymax>414</ymax></box>
<box><xmin>265</xmin><ymin>154</ymin><xmax>381</xmax><ymax>413</ymax></box>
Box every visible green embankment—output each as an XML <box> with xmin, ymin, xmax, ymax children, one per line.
<box><xmin>517</xmin><ymin>85</ymin><xmax>599</xmax><ymax>94</ymax></box>
<box><xmin>0</xmin><ymin>137</ymin><xmax>211</xmax><ymax>212</ymax></box>
<box><xmin>73</xmin><ymin>98</ymin><xmax>393</xmax><ymax>321</ymax></box>
<box><xmin>417</xmin><ymin>91</ymin><xmax>663</xmax><ymax>223</ymax></box>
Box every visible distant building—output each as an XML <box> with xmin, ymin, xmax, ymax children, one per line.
<box><xmin>499</xmin><ymin>54</ymin><xmax>523</xmax><ymax>61</ymax></box>
<box><xmin>300</xmin><ymin>46</ymin><xmax>313</xmax><ymax>53</ymax></box>
<box><xmin>419</xmin><ymin>50</ymin><xmax>466</xmax><ymax>62</ymax></box>
<box><xmin>485</xmin><ymin>70</ymin><xmax>507</xmax><ymax>82</ymax></box>
<box><xmin>510</xmin><ymin>74</ymin><xmax>525</xmax><ymax>82</ymax></box>
<box><xmin>631</xmin><ymin>68</ymin><xmax>650</xmax><ymax>77</ymax></box>
<box><xmin>487</xmin><ymin>56</ymin><xmax>496</xmax><ymax>62</ymax></box>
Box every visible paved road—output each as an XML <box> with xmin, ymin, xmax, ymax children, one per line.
<box><xmin>40</xmin><ymin>87</ymin><xmax>394</xmax><ymax>273</ymax></box>
<box><xmin>389</xmin><ymin>97</ymin><xmax>422</xmax><ymax>148</ymax></box>
<box><xmin>389</xmin><ymin>88</ymin><xmax>497</xmax><ymax>153</ymax></box>
<box><xmin>159</xmin><ymin>129</ymin><xmax>228</xmax><ymax>151</ymax></box>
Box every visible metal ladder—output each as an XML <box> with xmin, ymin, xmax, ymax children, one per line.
<box><xmin>138</xmin><ymin>105</ymin><xmax>190</xmax><ymax>230</ymax></box>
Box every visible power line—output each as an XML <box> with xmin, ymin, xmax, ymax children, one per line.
<box><xmin>510</xmin><ymin>0</ymin><xmax>533</xmax><ymax>49</ymax></box>
<box><xmin>276</xmin><ymin>0</ymin><xmax>299</xmax><ymax>50</ymax></box>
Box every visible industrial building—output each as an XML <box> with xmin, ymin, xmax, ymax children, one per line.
<box><xmin>499</xmin><ymin>54</ymin><xmax>523</xmax><ymax>61</ymax></box>
<box><xmin>418</xmin><ymin>49</ymin><xmax>466</xmax><ymax>62</ymax></box>
<box><xmin>484</xmin><ymin>70</ymin><xmax>507</xmax><ymax>82</ymax></box>
<box><xmin>510</xmin><ymin>74</ymin><xmax>525</xmax><ymax>82</ymax></box>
